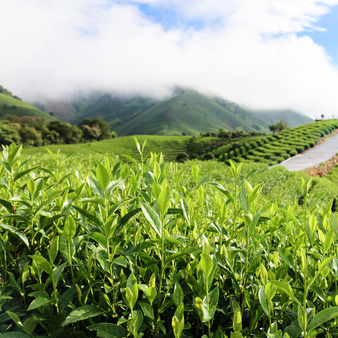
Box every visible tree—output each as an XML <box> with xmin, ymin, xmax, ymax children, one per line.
<box><xmin>269</xmin><ymin>120</ymin><xmax>288</xmax><ymax>133</ymax></box>
<box><xmin>79</xmin><ymin>118</ymin><xmax>112</xmax><ymax>141</ymax></box>
<box><xmin>47</xmin><ymin>121</ymin><xmax>82</xmax><ymax>144</ymax></box>
<box><xmin>19</xmin><ymin>125</ymin><xmax>42</xmax><ymax>146</ymax></box>
<box><xmin>0</xmin><ymin>122</ymin><xmax>21</xmax><ymax>145</ymax></box>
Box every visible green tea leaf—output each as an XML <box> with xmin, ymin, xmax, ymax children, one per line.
<box><xmin>96</xmin><ymin>163</ymin><xmax>110</xmax><ymax>191</ymax></box>
<box><xmin>64</xmin><ymin>215</ymin><xmax>77</xmax><ymax>238</ymax></box>
<box><xmin>139</xmin><ymin>301</ymin><xmax>154</xmax><ymax>319</ymax></box>
<box><xmin>0</xmin><ymin>223</ymin><xmax>29</xmax><ymax>248</ymax></box>
<box><xmin>173</xmin><ymin>283</ymin><xmax>184</xmax><ymax>307</ymax></box>
<box><xmin>324</xmin><ymin>230</ymin><xmax>334</xmax><ymax>253</ymax></box>
<box><xmin>14</xmin><ymin>166</ymin><xmax>39</xmax><ymax>182</ymax></box>
<box><xmin>140</xmin><ymin>201</ymin><xmax>162</xmax><ymax>237</ymax></box>
<box><xmin>6</xmin><ymin>311</ymin><xmax>22</xmax><ymax>327</ymax></box>
<box><xmin>28</xmin><ymin>297</ymin><xmax>51</xmax><ymax>311</ymax></box>
<box><xmin>0</xmin><ymin>199</ymin><xmax>13</xmax><ymax>213</ymax></box>
<box><xmin>62</xmin><ymin>305</ymin><xmax>104</xmax><ymax>326</ymax></box>
<box><xmin>0</xmin><ymin>333</ymin><xmax>31</xmax><ymax>338</ymax></box>
<box><xmin>87</xmin><ymin>323</ymin><xmax>128</xmax><ymax>337</ymax></box>
<box><xmin>172</xmin><ymin>304</ymin><xmax>184</xmax><ymax>338</ymax></box>
<box><xmin>29</xmin><ymin>255</ymin><xmax>53</xmax><ymax>275</ymax></box>
<box><xmin>8</xmin><ymin>271</ymin><xmax>24</xmax><ymax>296</ymax></box>
<box><xmin>270</xmin><ymin>281</ymin><xmax>300</xmax><ymax>306</ymax></box>
<box><xmin>239</xmin><ymin>185</ymin><xmax>248</xmax><ymax>213</ymax></box>
<box><xmin>259</xmin><ymin>285</ymin><xmax>269</xmax><ymax>315</ymax></box>
<box><xmin>157</xmin><ymin>185</ymin><xmax>170</xmax><ymax>216</ymax></box>
<box><xmin>126</xmin><ymin>273</ymin><xmax>138</xmax><ymax>309</ymax></box>
<box><xmin>73</xmin><ymin>206</ymin><xmax>101</xmax><ymax>226</ymax></box>
<box><xmin>307</xmin><ymin>306</ymin><xmax>338</xmax><ymax>333</ymax></box>
<box><xmin>52</xmin><ymin>262</ymin><xmax>67</xmax><ymax>288</ymax></box>
<box><xmin>232</xmin><ymin>300</ymin><xmax>242</xmax><ymax>332</ymax></box>
<box><xmin>199</xmin><ymin>253</ymin><xmax>213</xmax><ymax>277</ymax></box>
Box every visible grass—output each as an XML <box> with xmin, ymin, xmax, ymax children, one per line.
<box><xmin>0</xmin><ymin>93</ymin><xmax>55</xmax><ymax>122</ymax></box>
<box><xmin>22</xmin><ymin>135</ymin><xmax>190</xmax><ymax>161</ymax></box>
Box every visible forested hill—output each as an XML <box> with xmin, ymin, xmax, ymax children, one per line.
<box><xmin>33</xmin><ymin>88</ymin><xmax>312</xmax><ymax>135</ymax></box>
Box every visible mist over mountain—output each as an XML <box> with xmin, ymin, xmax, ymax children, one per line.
<box><xmin>33</xmin><ymin>88</ymin><xmax>312</xmax><ymax>136</ymax></box>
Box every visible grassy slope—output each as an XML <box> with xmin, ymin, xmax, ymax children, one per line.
<box><xmin>22</xmin><ymin>135</ymin><xmax>189</xmax><ymax>161</ymax></box>
<box><xmin>0</xmin><ymin>93</ymin><xmax>55</xmax><ymax>122</ymax></box>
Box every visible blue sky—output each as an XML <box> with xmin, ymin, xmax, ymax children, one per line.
<box><xmin>306</xmin><ymin>5</ymin><xmax>338</xmax><ymax>64</ymax></box>
<box><xmin>1</xmin><ymin>0</ymin><xmax>338</xmax><ymax>118</ymax></box>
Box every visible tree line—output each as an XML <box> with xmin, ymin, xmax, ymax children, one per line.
<box><xmin>0</xmin><ymin>116</ymin><xmax>116</xmax><ymax>146</ymax></box>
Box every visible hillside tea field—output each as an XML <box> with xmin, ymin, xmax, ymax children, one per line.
<box><xmin>2</xmin><ymin>143</ymin><xmax>338</xmax><ymax>338</ymax></box>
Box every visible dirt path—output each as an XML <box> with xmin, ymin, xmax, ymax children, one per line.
<box><xmin>279</xmin><ymin>131</ymin><xmax>338</xmax><ymax>172</ymax></box>
<box><xmin>303</xmin><ymin>154</ymin><xmax>338</xmax><ymax>177</ymax></box>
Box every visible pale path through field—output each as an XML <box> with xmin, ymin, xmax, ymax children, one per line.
<box><xmin>279</xmin><ymin>133</ymin><xmax>338</xmax><ymax>171</ymax></box>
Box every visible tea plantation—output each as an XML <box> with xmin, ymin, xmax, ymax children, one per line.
<box><xmin>2</xmin><ymin>136</ymin><xmax>338</xmax><ymax>338</ymax></box>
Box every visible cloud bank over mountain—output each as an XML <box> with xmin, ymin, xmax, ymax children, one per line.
<box><xmin>1</xmin><ymin>0</ymin><xmax>338</xmax><ymax>118</ymax></box>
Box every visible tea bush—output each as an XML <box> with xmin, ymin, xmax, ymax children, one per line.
<box><xmin>1</xmin><ymin>143</ymin><xmax>338</xmax><ymax>337</ymax></box>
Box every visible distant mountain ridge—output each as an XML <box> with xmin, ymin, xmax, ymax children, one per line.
<box><xmin>34</xmin><ymin>88</ymin><xmax>313</xmax><ymax>135</ymax></box>
<box><xmin>249</xmin><ymin>109</ymin><xmax>313</xmax><ymax>127</ymax></box>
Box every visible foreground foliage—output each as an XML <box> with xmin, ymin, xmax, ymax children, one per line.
<box><xmin>1</xmin><ymin>143</ymin><xmax>338</xmax><ymax>337</ymax></box>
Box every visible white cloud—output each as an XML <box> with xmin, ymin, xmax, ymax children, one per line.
<box><xmin>0</xmin><ymin>0</ymin><xmax>338</xmax><ymax>118</ymax></box>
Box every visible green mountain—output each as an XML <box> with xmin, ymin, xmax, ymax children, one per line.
<box><xmin>250</xmin><ymin>109</ymin><xmax>313</xmax><ymax>127</ymax></box>
<box><xmin>0</xmin><ymin>85</ymin><xmax>55</xmax><ymax>122</ymax></box>
<box><xmin>34</xmin><ymin>88</ymin><xmax>311</xmax><ymax>135</ymax></box>
<box><xmin>35</xmin><ymin>92</ymin><xmax>156</xmax><ymax>127</ymax></box>
<box><xmin>114</xmin><ymin>88</ymin><xmax>269</xmax><ymax>135</ymax></box>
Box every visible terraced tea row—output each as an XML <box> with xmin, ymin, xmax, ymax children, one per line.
<box><xmin>216</xmin><ymin>120</ymin><xmax>338</xmax><ymax>165</ymax></box>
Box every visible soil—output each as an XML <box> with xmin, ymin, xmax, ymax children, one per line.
<box><xmin>303</xmin><ymin>129</ymin><xmax>338</xmax><ymax>177</ymax></box>
<box><xmin>304</xmin><ymin>154</ymin><xmax>338</xmax><ymax>177</ymax></box>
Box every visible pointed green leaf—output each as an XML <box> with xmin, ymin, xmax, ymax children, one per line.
<box><xmin>270</xmin><ymin>281</ymin><xmax>300</xmax><ymax>306</ymax></box>
<box><xmin>52</xmin><ymin>262</ymin><xmax>68</xmax><ymax>288</ymax></box>
<box><xmin>173</xmin><ymin>283</ymin><xmax>184</xmax><ymax>307</ymax></box>
<box><xmin>64</xmin><ymin>215</ymin><xmax>77</xmax><ymax>238</ymax></box>
<box><xmin>23</xmin><ymin>318</ymin><xmax>38</xmax><ymax>334</ymax></box>
<box><xmin>199</xmin><ymin>253</ymin><xmax>213</xmax><ymax>277</ymax></box>
<box><xmin>259</xmin><ymin>285</ymin><xmax>269</xmax><ymax>315</ymax></box>
<box><xmin>0</xmin><ymin>332</ymin><xmax>31</xmax><ymax>338</ymax></box>
<box><xmin>62</xmin><ymin>305</ymin><xmax>104</xmax><ymax>326</ymax></box>
<box><xmin>0</xmin><ymin>199</ymin><xmax>13</xmax><ymax>213</ymax></box>
<box><xmin>14</xmin><ymin>166</ymin><xmax>39</xmax><ymax>182</ymax></box>
<box><xmin>96</xmin><ymin>163</ymin><xmax>110</xmax><ymax>191</ymax></box>
<box><xmin>29</xmin><ymin>255</ymin><xmax>53</xmax><ymax>275</ymax></box>
<box><xmin>28</xmin><ymin>297</ymin><xmax>51</xmax><ymax>311</ymax></box>
<box><xmin>0</xmin><ymin>223</ymin><xmax>29</xmax><ymax>248</ymax></box>
<box><xmin>139</xmin><ymin>301</ymin><xmax>154</xmax><ymax>319</ymax></box>
<box><xmin>73</xmin><ymin>206</ymin><xmax>101</xmax><ymax>226</ymax></box>
<box><xmin>87</xmin><ymin>323</ymin><xmax>128</xmax><ymax>337</ymax></box>
<box><xmin>6</xmin><ymin>311</ymin><xmax>22</xmax><ymax>327</ymax></box>
<box><xmin>140</xmin><ymin>201</ymin><xmax>162</xmax><ymax>237</ymax></box>
<box><xmin>307</xmin><ymin>306</ymin><xmax>338</xmax><ymax>333</ymax></box>
<box><xmin>157</xmin><ymin>186</ymin><xmax>170</xmax><ymax>216</ymax></box>
<box><xmin>126</xmin><ymin>273</ymin><xmax>138</xmax><ymax>309</ymax></box>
